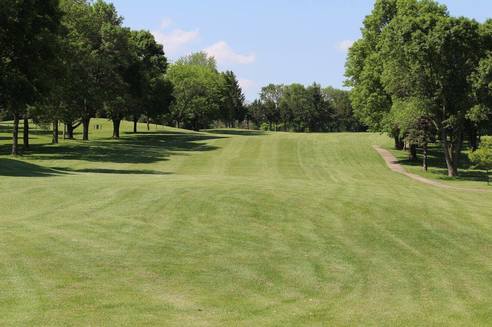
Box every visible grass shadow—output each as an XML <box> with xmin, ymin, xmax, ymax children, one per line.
<box><xmin>54</xmin><ymin>167</ymin><xmax>170</xmax><ymax>175</ymax></box>
<box><xmin>0</xmin><ymin>158</ymin><xmax>65</xmax><ymax>177</ymax></box>
<box><xmin>203</xmin><ymin>129</ymin><xmax>267</xmax><ymax>136</ymax></box>
<box><xmin>20</xmin><ymin>131</ymin><xmax>225</xmax><ymax>165</ymax></box>
<box><xmin>396</xmin><ymin>144</ymin><xmax>489</xmax><ymax>183</ymax></box>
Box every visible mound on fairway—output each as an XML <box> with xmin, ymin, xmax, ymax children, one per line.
<box><xmin>0</xmin><ymin>120</ymin><xmax>491</xmax><ymax>326</ymax></box>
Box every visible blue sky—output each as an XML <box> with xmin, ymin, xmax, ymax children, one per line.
<box><xmin>111</xmin><ymin>0</ymin><xmax>492</xmax><ymax>100</ymax></box>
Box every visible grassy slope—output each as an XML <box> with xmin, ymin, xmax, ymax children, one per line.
<box><xmin>0</xmin><ymin>119</ymin><xmax>490</xmax><ymax>326</ymax></box>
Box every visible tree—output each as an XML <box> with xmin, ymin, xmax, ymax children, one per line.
<box><xmin>167</xmin><ymin>53</ymin><xmax>224</xmax><ymax>130</ymax></box>
<box><xmin>128</xmin><ymin>30</ymin><xmax>169</xmax><ymax>133</ymax></box>
<box><xmin>0</xmin><ymin>0</ymin><xmax>62</xmax><ymax>155</ymax></box>
<box><xmin>175</xmin><ymin>52</ymin><xmax>217</xmax><ymax>70</ymax></box>
<box><xmin>345</xmin><ymin>0</ymin><xmax>398</xmax><ymax>145</ymax></box>
<box><xmin>259</xmin><ymin>84</ymin><xmax>283</xmax><ymax>131</ymax></box>
<box><xmin>246</xmin><ymin>99</ymin><xmax>265</xmax><ymax>129</ymax></box>
<box><xmin>469</xmin><ymin>137</ymin><xmax>492</xmax><ymax>185</ymax></box>
<box><xmin>220</xmin><ymin>71</ymin><xmax>245</xmax><ymax>128</ymax></box>
<box><xmin>59</xmin><ymin>0</ymin><xmax>107</xmax><ymax>141</ymax></box>
<box><xmin>380</xmin><ymin>7</ymin><xmax>482</xmax><ymax>176</ymax></box>
<box><xmin>323</xmin><ymin>87</ymin><xmax>364</xmax><ymax>132</ymax></box>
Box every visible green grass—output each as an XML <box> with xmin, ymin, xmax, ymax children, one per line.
<box><xmin>0</xmin><ymin>119</ymin><xmax>491</xmax><ymax>326</ymax></box>
<box><xmin>389</xmin><ymin>144</ymin><xmax>492</xmax><ymax>189</ymax></box>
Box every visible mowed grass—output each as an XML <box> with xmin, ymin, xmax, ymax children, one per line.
<box><xmin>0</xmin><ymin>119</ymin><xmax>491</xmax><ymax>326</ymax></box>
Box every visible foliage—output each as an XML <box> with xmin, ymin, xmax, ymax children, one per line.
<box><xmin>249</xmin><ymin>83</ymin><xmax>360</xmax><ymax>132</ymax></box>
<box><xmin>167</xmin><ymin>53</ymin><xmax>225</xmax><ymax>130</ymax></box>
<box><xmin>220</xmin><ymin>71</ymin><xmax>245</xmax><ymax>127</ymax></box>
<box><xmin>469</xmin><ymin>137</ymin><xmax>492</xmax><ymax>174</ymax></box>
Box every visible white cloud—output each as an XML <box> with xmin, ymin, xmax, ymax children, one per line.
<box><xmin>152</xmin><ymin>28</ymin><xmax>199</xmax><ymax>54</ymax></box>
<box><xmin>160</xmin><ymin>17</ymin><xmax>173</xmax><ymax>30</ymax></box>
<box><xmin>336</xmin><ymin>40</ymin><xmax>354</xmax><ymax>52</ymax></box>
<box><xmin>204</xmin><ymin>41</ymin><xmax>256</xmax><ymax>65</ymax></box>
<box><xmin>238</xmin><ymin>79</ymin><xmax>256</xmax><ymax>92</ymax></box>
<box><xmin>152</xmin><ymin>18</ymin><xmax>199</xmax><ymax>54</ymax></box>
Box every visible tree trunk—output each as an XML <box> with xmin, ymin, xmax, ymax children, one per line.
<box><xmin>469</xmin><ymin>126</ymin><xmax>478</xmax><ymax>151</ymax></box>
<box><xmin>12</xmin><ymin>113</ymin><xmax>19</xmax><ymax>156</ymax></box>
<box><xmin>441</xmin><ymin>129</ymin><xmax>459</xmax><ymax>177</ymax></box>
<box><xmin>394</xmin><ymin>135</ymin><xmax>404</xmax><ymax>150</ymax></box>
<box><xmin>52</xmin><ymin>120</ymin><xmax>59</xmax><ymax>144</ymax></box>
<box><xmin>23</xmin><ymin>117</ymin><xmax>29</xmax><ymax>149</ymax></box>
<box><xmin>133</xmin><ymin>116</ymin><xmax>138</xmax><ymax>133</ymax></box>
<box><xmin>82</xmin><ymin>117</ymin><xmax>90</xmax><ymax>141</ymax></box>
<box><xmin>409</xmin><ymin>143</ymin><xmax>417</xmax><ymax>161</ymax></box>
<box><xmin>146</xmin><ymin>117</ymin><xmax>150</xmax><ymax>131</ymax></box>
<box><xmin>66</xmin><ymin>123</ymin><xmax>74</xmax><ymax>139</ymax></box>
<box><xmin>422</xmin><ymin>143</ymin><xmax>428</xmax><ymax>171</ymax></box>
<box><xmin>112</xmin><ymin>119</ymin><xmax>121</xmax><ymax>139</ymax></box>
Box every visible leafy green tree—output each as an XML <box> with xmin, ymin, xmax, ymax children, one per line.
<box><xmin>380</xmin><ymin>7</ymin><xmax>482</xmax><ymax>176</ymax></box>
<box><xmin>246</xmin><ymin>99</ymin><xmax>265</xmax><ymax>129</ymax></box>
<box><xmin>128</xmin><ymin>30</ymin><xmax>169</xmax><ymax>133</ymax></box>
<box><xmin>323</xmin><ymin>87</ymin><xmax>364</xmax><ymax>132</ymax></box>
<box><xmin>175</xmin><ymin>52</ymin><xmax>217</xmax><ymax>70</ymax></box>
<box><xmin>345</xmin><ymin>0</ymin><xmax>397</xmax><ymax>144</ymax></box>
<box><xmin>220</xmin><ymin>71</ymin><xmax>245</xmax><ymax>128</ymax></box>
<box><xmin>469</xmin><ymin>137</ymin><xmax>492</xmax><ymax>185</ymax></box>
<box><xmin>59</xmin><ymin>0</ymin><xmax>107</xmax><ymax>141</ymax></box>
<box><xmin>99</xmin><ymin>23</ymin><xmax>133</xmax><ymax>139</ymax></box>
<box><xmin>259</xmin><ymin>84</ymin><xmax>283</xmax><ymax>130</ymax></box>
<box><xmin>0</xmin><ymin>0</ymin><xmax>62</xmax><ymax>154</ymax></box>
<box><xmin>306</xmin><ymin>83</ymin><xmax>332</xmax><ymax>132</ymax></box>
<box><xmin>167</xmin><ymin>53</ymin><xmax>224</xmax><ymax>130</ymax></box>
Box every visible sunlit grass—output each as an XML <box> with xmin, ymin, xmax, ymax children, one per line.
<box><xmin>0</xmin><ymin>120</ymin><xmax>490</xmax><ymax>326</ymax></box>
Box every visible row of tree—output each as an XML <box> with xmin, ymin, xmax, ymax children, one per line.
<box><xmin>247</xmin><ymin>84</ymin><xmax>365</xmax><ymax>132</ymax></box>
<box><xmin>346</xmin><ymin>0</ymin><xmax>492</xmax><ymax>176</ymax></box>
<box><xmin>0</xmin><ymin>0</ymin><xmax>247</xmax><ymax>155</ymax></box>
<box><xmin>1</xmin><ymin>0</ymin><xmax>174</xmax><ymax>154</ymax></box>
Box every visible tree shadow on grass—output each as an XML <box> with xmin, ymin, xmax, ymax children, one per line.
<box><xmin>54</xmin><ymin>167</ymin><xmax>170</xmax><ymax>175</ymax></box>
<box><xmin>12</xmin><ymin>131</ymin><xmax>225</xmax><ymax>165</ymax></box>
<box><xmin>0</xmin><ymin>158</ymin><xmax>65</xmax><ymax>177</ymax></box>
<box><xmin>396</xmin><ymin>144</ymin><xmax>489</xmax><ymax>183</ymax></box>
<box><xmin>203</xmin><ymin>129</ymin><xmax>267</xmax><ymax>136</ymax></box>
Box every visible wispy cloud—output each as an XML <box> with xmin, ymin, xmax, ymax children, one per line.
<box><xmin>159</xmin><ymin>17</ymin><xmax>173</xmax><ymax>30</ymax></box>
<box><xmin>238</xmin><ymin>79</ymin><xmax>256</xmax><ymax>92</ymax></box>
<box><xmin>204</xmin><ymin>41</ymin><xmax>256</xmax><ymax>65</ymax></box>
<box><xmin>335</xmin><ymin>40</ymin><xmax>354</xmax><ymax>52</ymax></box>
<box><xmin>152</xmin><ymin>18</ymin><xmax>199</xmax><ymax>54</ymax></box>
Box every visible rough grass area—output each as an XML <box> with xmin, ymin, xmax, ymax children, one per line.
<box><xmin>0</xmin><ymin>120</ymin><xmax>491</xmax><ymax>326</ymax></box>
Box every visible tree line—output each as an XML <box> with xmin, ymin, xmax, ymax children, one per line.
<box><xmin>346</xmin><ymin>0</ymin><xmax>492</xmax><ymax>176</ymax></box>
<box><xmin>247</xmin><ymin>84</ymin><xmax>365</xmax><ymax>132</ymax></box>
<box><xmin>0</xmin><ymin>0</ymin><xmax>247</xmax><ymax>155</ymax></box>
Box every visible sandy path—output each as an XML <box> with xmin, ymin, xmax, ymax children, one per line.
<box><xmin>373</xmin><ymin>145</ymin><xmax>490</xmax><ymax>193</ymax></box>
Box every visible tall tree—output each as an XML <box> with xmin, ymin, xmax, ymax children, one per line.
<box><xmin>259</xmin><ymin>84</ymin><xmax>283</xmax><ymax>131</ymax></box>
<box><xmin>0</xmin><ymin>0</ymin><xmax>61</xmax><ymax>155</ymax></box>
<box><xmin>220</xmin><ymin>71</ymin><xmax>245</xmax><ymax>128</ymax></box>
<box><xmin>345</xmin><ymin>0</ymin><xmax>398</xmax><ymax>145</ymax></box>
<box><xmin>380</xmin><ymin>9</ymin><xmax>482</xmax><ymax>176</ymax></box>
<box><xmin>167</xmin><ymin>53</ymin><xmax>224</xmax><ymax>131</ymax></box>
<box><xmin>128</xmin><ymin>30</ymin><xmax>169</xmax><ymax>133</ymax></box>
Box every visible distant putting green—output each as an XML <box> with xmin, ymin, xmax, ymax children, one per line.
<box><xmin>0</xmin><ymin>120</ymin><xmax>491</xmax><ymax>326</ymax></box>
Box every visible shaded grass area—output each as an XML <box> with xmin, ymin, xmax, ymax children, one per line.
<box><xmin>0</xmin><ymin>120</ymin><xmax>490</xmax><ymax>326</ymax></box>
<box><xmin>202</xmin><ymin>128</ymin><xmax>268</xmax><ymax>136</ymax></box>
<box><xmin>391</xmin><ymin>143</ymin><xmax>491</xmax><ymax>185</ymax></box>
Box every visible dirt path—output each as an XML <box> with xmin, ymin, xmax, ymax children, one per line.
<box><xmin>373</xmin><ymin>145</ymin><xmax>490</xmax><ymax>193</ymax></box>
